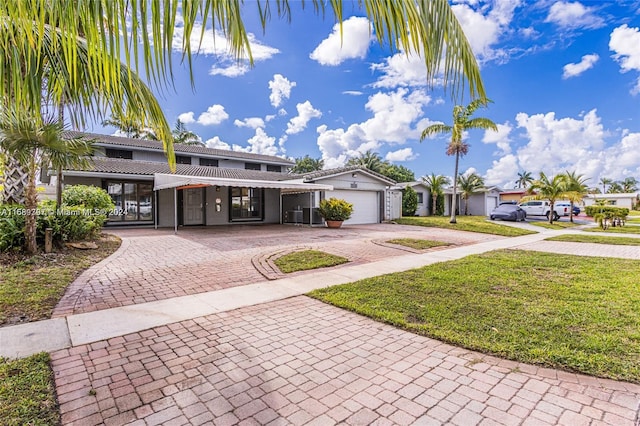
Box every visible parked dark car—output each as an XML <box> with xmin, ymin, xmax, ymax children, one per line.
<box><xmin>490</xmin><ymin>204</ymin><xmax>527</xmax><ymax>222</ymax></box>
<box><xmin>572</xmin><ymin>206</ymin><xmax>581</xmax><ymax>216</ymax></box>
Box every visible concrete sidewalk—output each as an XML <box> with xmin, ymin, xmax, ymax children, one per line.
<box><xmin>0</xmin><ymin>230</ymin><xmax>555</xmax><ymax>359</ymax></box>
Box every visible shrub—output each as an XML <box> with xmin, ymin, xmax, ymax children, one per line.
<box><xmin>0</xmin><ymin>204</ymin><xmax>25</xmax><ymax>252</ymax></box>
<box><xmin>62</xmin><ymin>185</ymin><xmax>114</xmax><ymax>211</ymax></box>
<box><xmin>319</xmin><ymin>198</ymin><xmax>353</xmax><ymax>221</ymax></box>
<box><xmin>585</xmin><ymin>205</ymin><xmax>629</xmax><ymax>218</ymax></box>
<box><xmin>38</xmin><ymin>199</ymin><xmax>106</xmax><ymax>242</ymax></box>
<box><xmin>402</xmin><ymin>185</ymin><xmax>418</xmax><ymax>216</ymax></box>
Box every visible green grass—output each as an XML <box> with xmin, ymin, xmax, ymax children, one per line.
<box><xmin>0</xmin><ymin>353</ymin><xmax>59</xmax><ymax>426</ymax></box>
<box><xmin>0</xmin><ymin>235</ymin><xmax>121</xmax><ymax>326</ymax></box>
<box><xmin>274</xmin><ymin>249</ymin><xmax>348</xmax><ymax>273</ymax></box>
<box><xmin>309</xmin><ymin>250</ymin><xmax>640</xmax><ymax>382</ymax></box>
<box><xmin>387</xmin><ymin>239</ymin><xmax>452</xmax><ymax>250</ymax></box>
<box><xmin>396</xmin><ymin>216</ymin><xmax>535</xmax><ymax>237</ymax></box>
<box><xmin>546</xmin><ymin>234</ymin><xmax>640</xmax><ymax>245</ymax></box>
<box><xmin>584</xmin><ymin>225</ymin><xmax>640</xmax><ymax>234</ymax></box>
<box><xmin>528</xmin><ymin>221</ymin><xmax>581</xmax><ymax>230</ymax></box>
<box><xmin>626</xmin><ymin>217</ymin><xmax>640</xmax><ymax>223</ymax></box>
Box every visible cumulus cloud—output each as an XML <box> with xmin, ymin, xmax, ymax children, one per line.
<box><xmin>205</xmin><ymin>136</ymin><xmax>231</xmax><ymax>150</ymax></box>
<box><xmin>544</xmin><ymin>1</ymin><xmax>605</xmax><ymax>29</ymax></box>
<box><xmin>343</xmin><ymin>90</ymin><xmax>364</xmax><ymax>96</ymax></box>
<box><xmin>562</xmin><ymin>54</ymin><xmax>599</xmax><ymax>79</ymax></box>
<box><xmin>316</xmin><ymin>88</ymin><xmax>432</xmax><ymax>168</ymax></box>
<box><xmin>234</xmin><ymin>117</ymin><xmax>265</xmax><ymax>129</ymax></box>
<box><xmin>269</xmin><ymin>75</ymin><xmax>296</xmax><ymax>108</ymax></box>
<box><xmin>385</xmin><ymin>148</ymin><xmax>417</xmax><ymax>162</ymax></box>
<box><xmin>197</xmin><ymin>105</ymin><xmax>229</xmax><ymax>126</ymax></box>
<box><xmin>178</xmin><ymin>111</ymin><xmax>195</xmax><ymax>124</ymax></box>
<box><xmin>236</xmin><ymin>128</ymin><xmax>278</xmax><ymax>156</ymax></box>
<box><xmin>609</xmin><ymin>24</ymin><xmax>640</xmax><ymax>95</ymax></box>
<box><xmin>286</xmin><ymin>101</ymin><xmax>322</xmax><ymax>135</ymax></box>
<box><xmin>171</xmin><ymin>20</ymin><xmax>279</xmax><ymax>77</ymax></box>
<box><xmin>482</xmin><ymin>123</ymin><xmax>513</xmax><ymax>155</ymax></box>
<box><xmin>309</xmin><ymin>16</ymin><xmax>373</xmax><ymax>66</ymax></box>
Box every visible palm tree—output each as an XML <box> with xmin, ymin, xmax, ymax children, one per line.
<box><xmin>422</xmin><ymin>173</ymin><xmax>450</xmax><ymax>216</ymax></box>
<box><xmin>172</xmin><ymin>120</ymin><xmax>203</xmax><ymax>145</ymax></box>
<box><xmin>621</xmin><ymin>177</ymin><xmax>638</xmax><ymax>193</ymax></box>
<box><xmin>562</xmin><ymin>171</ymin><xmax>589</xmax><ymax>223</ymax></box>
<box><xmin>599</xmin><ymin>177</ymin><xmax>612</xmax><ymax>194</ymax></box>
<box><xmin>607</xmin><ymin>182</ymin><xmax>623</xmax><ymax>193</ymax></box>
<box><xmin>457</xmin><ymin>172</ymin><xmax>485</xmax><ymax>215</ymax></box>
<box><xmin>291</xmin><ymin>155</ymin><xmax>324</xmax><ymax>174</ymax></box>
<box><xmin>527</xmin><ymin>172</ymin><xmax>571</xmax><ymax>224</ymax></box>
<box><xmin>515</xmin><ymin>171</ymin><xmax>533</xmax><ymax>189</ymax></box>
<box><xmin>346</xmin><ymin>150</ymin><xmax>388</xmax><ymax>174</ymax></box>
<box><xmin>102</xmin><ymin>112</ymin><xmax>158</xmax><ymax>140</ymax></box>
<box><xmin>0</xmin><ymin>110</ymin><xmax>94</xmax><ymax>254</ymax></box>
<box><xmin>420</xmin><ymin>99</ymin><xmax>497</xmax><ymax>223</ymax></box>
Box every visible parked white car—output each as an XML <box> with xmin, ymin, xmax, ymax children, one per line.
<box><xmin>518</xmin><ymin>200</ymin><xmax>567</xmax><ymax>220</ymax></box>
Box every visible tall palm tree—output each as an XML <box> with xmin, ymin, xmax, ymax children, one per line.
<box><xmin>457</xmin><ymin>172</ymin><xmax>485</xmax><ymax>215</ymax></box>
<box><xmin>420</xmin><ymin>99</ymin><xmax>497</xmax><ymax>223</ymax></box>
<box><xmin>102</xmin><ymin>112</ymin><xmax>159</xmax><ymax>140</ymax></box>
<box><xmin>172</xmin><ymin>119</ymin><xmax>203</xmax><ymax>145</ymax></box>
<box><xmin>607</xmin><ymin>182</ymin><xmax>623</xmax><ymax>193</ymax></box>
<box><xmin>562</xmin><ymin>171</ymin><xmax>589</xmax><ymax>223</ymax></box>
<box><xmin>515</xmin><ymin>171</ymin><xmax>533</xmax><ymax>189</ymax></box>
<box><xmin>621</xmin><ymin>177</ymin><xmax>638</xmax><ymax>193</ymax></box>
<box><xmin>422</xmin><ymin>173</ymin><xmax>450</xmax><ymax>216</ymax></box>
<box><xmin>599</xmin><ymin>177</ymin><xmax>612</xmax><ymax>194</ymax></box>
<box><xmin>346</xmin><ymin>150</ymin><xmax>388</xmax><ymax>174</ymax></box>
<box><xmin>0</xmin><ymin>110</ymin><xmax>94</xmax><ymax>254</ymax></box>
<box><xmin>527</xmin><ymin>172</ymin><xmax>571</xmax><ymax>224</ymax></box>
<box><xmin>291</xmin><ymin>155</ymin><xmax>324</xmax><ymax>174</ymax></box>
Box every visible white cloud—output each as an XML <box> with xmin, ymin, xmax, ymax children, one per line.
<box><xmin>484</xmin><ymin>154</ymin><xmax>519</xmax><ymax>187</ymax></box>
<box><xmin>265</xmin><ymin>114</ymin><xmax>276</xmax><ymax>122</ymax></box>
<box><xmin>562</xmin><ymin>54</ymin><xmax>599</xmax><ymax>79</ymax></box>
<box><xmin>269</xmin><ymin>74</ymin><xmax>296</xmax><ymax>108</ymax></box>
<box><xmin>310</xmin><ymin>16</ymin><xmax>373</xmax><ymax>66</ymax></box>
<box><xmin>178</xmin><ymin>112</ymin><xmax>195</xmax><ymax>124</ymax></box>
<box><xmin>286</xmin><ymin>101</ymin><xmax>322</xmax><ymax>135</ymax></box>
<box><xmin>234</xmin><ymin>117</ymin><xmax>265</xmax><ymax>129</ymax></box>
<box><xmin>343</xmin><ymin>90</ymin><xmax>364</xmax><ymax>96</ymax></box>
<box><xmin>482</xmin><ymin>123</ymin><xmax>512</xmax><ymax>155</ymax></box>
<box><xmin>609</xmin><ymin>24</ymin><xmax>640</xmax><ymax>95</ymax></box>
<box><xmin>205</xmin><ymin>136</ymin><xmax>231</xmax><ymax>150</ymax></box>
<box><xmin>544</xmin><ymin>1</ymin><xmax>605</xmax><ymax>29</ymax></box>
<box><xmin>278</xmin><ymin>108</ymin><xmax>288</xmax><ymax>116</ymax></box>
<box><xmin>209</xmin><ymin>63</ymin><xmax>249</xmax><ymax>78</ymax></box>
<box><xmin>316</xmin><ymin>88</ymin><xmax>432</xmax><ymax>168</ymax></box>
<box><xmin>385</xmin><ymin>148</ymin><xmax>417</xmax><ymax>162</ymax></box>
<box><xmin>197</xmin><ymin>105</ymin><xmax>229</xmax><ymax>126</ymax></box>
<box><xmin>235</xmin><ymin>128</ymin><xmax>278</xmax><ymax>156</ymax></box>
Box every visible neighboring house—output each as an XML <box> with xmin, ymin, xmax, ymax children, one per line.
<box><xmin>499</xmin><ymin>189</ymin><xmax>529</xmax><ymax>204</ymax></box>
<box><xmin>57</xmin><ymin>132</ymin><xmax>399</xmax><ymax>228</ymax></box>
<box><xmin>392</xmin><ymin>182</ymin><xmax>431</xmax><ymax>216</ymax></box>
<box><xmin>444</xmin><ymin>186</ymin><xmax>502</xmax><ymax>216</ymax></box>
<box><xmin>583</xmin><ymin>193</ymin><xmax>639</xmax><ymax>210</ymax></box>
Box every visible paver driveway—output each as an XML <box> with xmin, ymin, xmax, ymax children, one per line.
<box><xmin>53</xmin><ymin>224</ymin><xmax>499</xmax><ymax>316</ymax></box>
<box><xmin>52</xmin><ymin>297</ymin><xmax>640</xmax><ymax>425</ymax></box>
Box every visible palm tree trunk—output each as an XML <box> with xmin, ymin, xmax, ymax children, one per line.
<box><xmin>569</xmin><ymin>201</ymin><xmax>574</xmax><ymax>223</ymax></box>
<box><xmin>432</xmin><ymin>193</ymin><xmax>437</xmax><ymax>215</ymax></box>
<box><xmin>25</xmin><ymin>155</ymin><xmax>38</xmax><ymax>254</ymax></box>
<box><xmin>450</xmin><ymin>153</ymin><xmax>459</xmax><ymax>224</ymax></box>
<box><xmin>56</xmin><ymin>102</ymin><xmax>64</xmax><ymax>208</ymax></box>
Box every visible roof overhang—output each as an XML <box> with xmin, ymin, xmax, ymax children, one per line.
<box><xmin>153</xmin><ymin>173</ymin><xmax>333</xmax><ymax>193</ymax></box>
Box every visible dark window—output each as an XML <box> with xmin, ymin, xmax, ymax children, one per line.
<box><xmin>176</xmin><ymin>155</ymin><xmax>191</xmax><ymax>165</ymax></box>
<box><xmin>266</xmin><ymin>165</ymin><xmax>281</xmax><ymax>173</ymax></box>
<box><xmin>230</xmin><ymin>187</ymin><xmax>263</xmax><ymax>221</ymax></box>
<box><xmin>416</xmin><ymin>192</ymin><xmax>424</xmax><ymax>204</ymax></box>
<box><xmin>199</xmin><ymin>158</ymin><xmax>219</xmax><ymax>167</ymax></box>
<box><xmin>105</xmin><ymin>148</ymin><xmax>133</xmax><ymax>159</ymax></box>
<box><xmin>245</xmin><ymin>162</ymin><xmax>261</xmax><ymax>170</ymax></box>
<box><xmin>106</xmin><ymin>181</ymin><xmax>153</xmax><ymax>222</ymax></box>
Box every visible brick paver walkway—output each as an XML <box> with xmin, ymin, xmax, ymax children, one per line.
<box><xmin>53</xmin><ymin>224</ymin><xmax>498</xmax><ymax>316</ymax></box>
<box><xmin>51</xmin><ymin>297</ymin><xmax>640</xmax><ymax>426</ymax></box>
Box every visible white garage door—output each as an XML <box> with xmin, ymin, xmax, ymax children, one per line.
<box><xmin>486</xmin><ymin>196</ymin><xmax>498</xmax><ymax>216</ymax></box>
<box><xmin>329</xmin><ymin>190</ymin><xmax>380</xmax><ymax>225</ymax></box>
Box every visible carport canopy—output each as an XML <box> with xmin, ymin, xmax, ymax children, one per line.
<box><xmin>153</xmin><ymin>173</ymin><xmax>333</xmax><ymax>193</ymax></box>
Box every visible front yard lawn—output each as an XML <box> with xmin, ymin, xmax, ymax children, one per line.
<box><xmin>386</xmin><ymin>239</ymin><xmax>451</xmax><ymax>250</ymax></box>
<box><xmin>274</xmin><ymin>249</ymin><xmax>348</xmax><ymax>273</ymax></box>
<box><xmin>396</xmin><ymin>216</ymin><xmax>535</xmax><ymax>237</ymax></box>
<box><xmin>528</xmin><ymin>221</ymin><xmax>580</xmax><ymax>230</ymax></box>
<box><xmin>0</xmin><ymin>234</ymin><xmax>121</xmax><ymax>326</ymax></box>
<box><xmin>309</xmin><ymin>250</ymin><xmax>640</xmax><ymax>382</ymax></box>
<box><xmin>584</xmin><ymin>225</ymin><xmax>640</xmax><ymax>234</ymax></box>
<box><xmin>546</xmin><ymin>234</ymin><xmax>640</xmax><ymax>245</ymax></box>
<box><xmin>0</xmin><ymin>353</ymin><xmax>59</xmax><ymax>426</ymax></box>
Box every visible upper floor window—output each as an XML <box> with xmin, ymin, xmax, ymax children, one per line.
<box><xmin>199</xmin><ymin>158</ymin><xmax>219</xmax><ymax>167</ymax></box>
<box><xmin>105</xmin><ymin>148</ymin><xmax>133</xmax><ymax>159</ymax></box>
<box><xmin>176</xmin><ymin>155</ymin><xmax>192</xmax><ymax>165</ymax></box>
<box><xmin>245</xmin><ymin>162</ymin><xmax>261</xmax><ymax>171</ymax></box>
<box><xmin>266</xmin><ymin>165</ymin><xmax>281</xmax><ymax>173</ymax></box>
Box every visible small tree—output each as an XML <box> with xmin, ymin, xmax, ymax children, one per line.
<box><xmin>381</xmin><ymin>164</ymin><xmax>415</xmax><ymax>183</ymax></box>
<box><xmin>402</xmin><ymin>185</ymin><xmax>418</xmax><ymax>216</ymax></box>
<box><xmin>291</xmin><ymin>155</ymin><xmax>324</xmax><ymax>174</ymax></box>
<box><xmin>457</xmin><ymin>172</ymin><xmax>484</xmax><ymax>215</ymax></box>
<box><xmin>423</xmin><ymin>173</ymin><xmax>450</xmax><ymax>216</ymax></box>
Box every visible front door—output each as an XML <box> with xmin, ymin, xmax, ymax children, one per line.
<box><xmin>184</xmin><ymin>188</ymin><xmax>204</xmax><ymax>225</ymax></box>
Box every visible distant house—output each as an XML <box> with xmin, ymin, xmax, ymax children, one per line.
<box><xmin>56</xmin><ymin>132</ymin><xmax>400</xmax><ymax>228</ymax></box>
<box><xmin>444</xmin><ymin>186</ymin><xmax>502</xmax><ymax>216</ymax></box>
<box><xmin>584</xmin><ymin>193</ymin><xmax>639</xmax><ymax>210</ymax></box>
<box><xmin>499</xmin><ymin>189</ymin><xmax>529</xmax><ymax>204</ymax></box>
<box><xmin>392</xmin><ymin>182</ymin><xmax>431</xmax><ymax>216</ymax></box>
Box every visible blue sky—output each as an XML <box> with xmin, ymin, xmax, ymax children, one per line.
<box><xmin>95</xmin><ymin>0</ymin><xmax>640</xmax><ymax>189</ymax></box>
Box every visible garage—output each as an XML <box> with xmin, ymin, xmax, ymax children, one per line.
<box><xmin>329</xmin><ymin>189</ymin><xmax>380</xmax><ymax>225</ymax></box>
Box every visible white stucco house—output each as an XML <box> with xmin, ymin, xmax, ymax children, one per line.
<box><xmin>392</xmin><ymin>182</ymin><xmax>431</xmax><ymax>216</ymax></box>
<box><xmin>583</xmin><ymin>193</ymin><xmax>639</xmax><ymax>210</ymax></box>
<box><xmin>443</xmin><ymin>186</ymin><xmax>502</xmax><ymax>216</ymax></box>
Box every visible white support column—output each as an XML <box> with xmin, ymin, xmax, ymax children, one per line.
<box><xmin>154</xmin><ymin>190</ymin><xmax>158</xmax><ymax>230</ymax></box>
<box><xmin>174</xmin><ymin>187</ymin><xmax>178</xmax><ymax>234</ymax></box>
